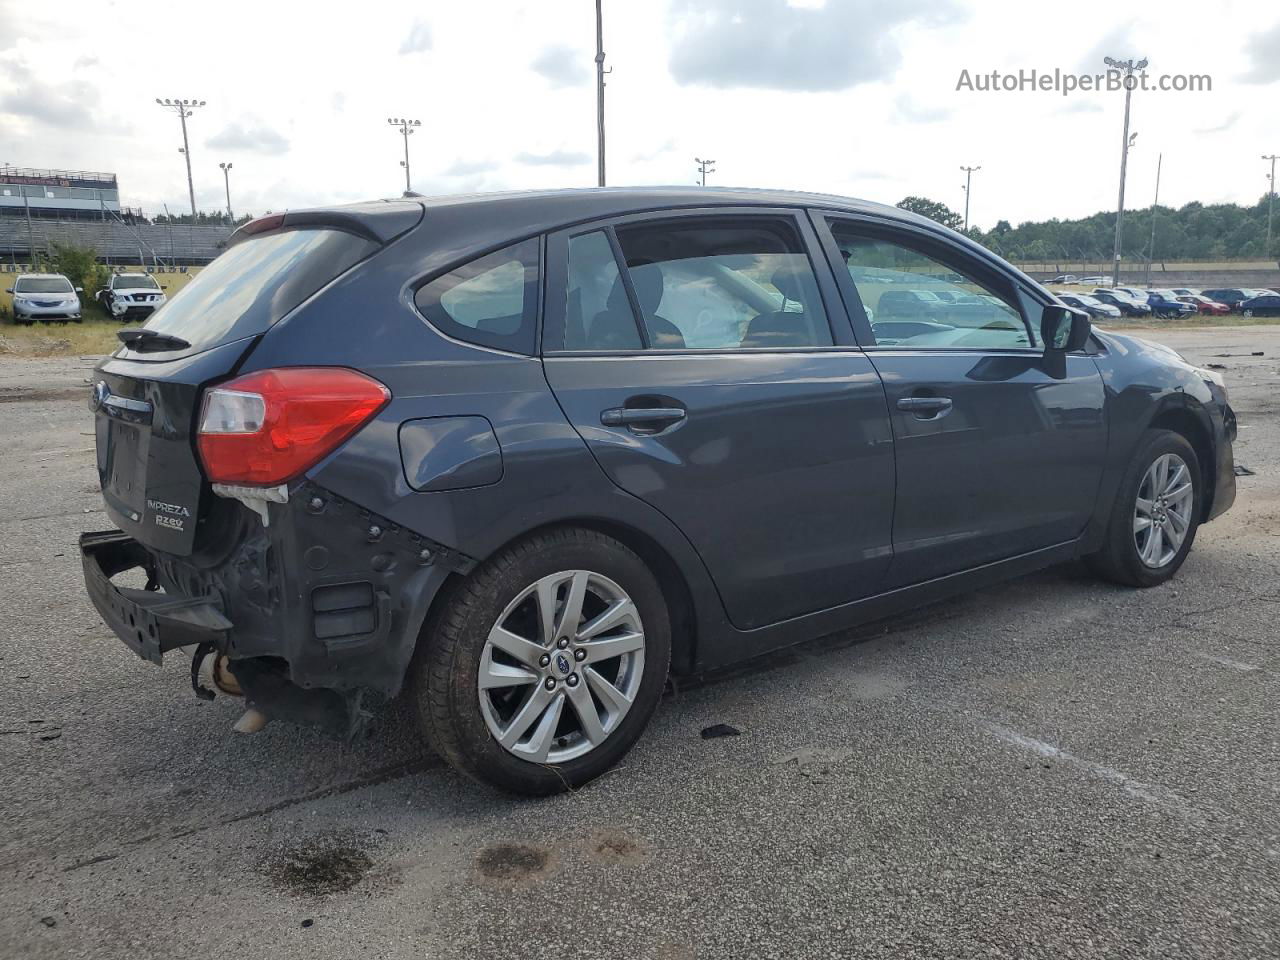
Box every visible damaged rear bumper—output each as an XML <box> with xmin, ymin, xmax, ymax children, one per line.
<box><xmin>79</xmin><ymin>482</ymin><xmax>473</xmax><ymax>733</ymax></box>
<box><xmin>80</xmin><ymin>530</ymin><xmax>231</xmax><ymax>662</ymax></box>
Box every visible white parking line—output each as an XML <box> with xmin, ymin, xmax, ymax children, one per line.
<box><xmin>980</xmin><ymin>721</ymin><xmax>1201</xmax><ymax>822</ymax></box>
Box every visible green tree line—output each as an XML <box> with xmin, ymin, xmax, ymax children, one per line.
<box><xmin>896</xmin><ymin>195</ymin><xmax>1280</xmax><ymax>262</ymax></box>
<box><xmin>152</xmin><ymin>210</ymin><xmax>254</xmax><ymax>227</ymax></box>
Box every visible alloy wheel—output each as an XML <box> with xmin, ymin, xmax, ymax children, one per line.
<box><xmin>1133</xmin><ymin>453</ymin><xmax>1194</xmax><ymax>568</ymax></box>
<box><xmin>478</xmin><ymin>570</ymin><xmax>645</xmax><ymax>764</ymax></box>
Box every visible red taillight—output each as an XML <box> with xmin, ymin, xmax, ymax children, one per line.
<box><xmin>197</xmin><ymin>367</ymin><xmax>390</xmax><ymax>486</ymax></box>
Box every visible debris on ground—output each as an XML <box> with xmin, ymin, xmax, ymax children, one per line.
<box><xmin>1234</xmin><ymin>465</ymin><xmax>1256</xmax><ymax>476</ymax></box>
<box><xmin>300</xmin><ymin>918</ymin><xmax>314</xmax><ymax>929</ymax></box>
<box><xmin>1206</xmin><ymin>363</ymin><xmax>1228</xmax><ymax>370</ymax></box>
<box><xmin>701</xmin><ymin>723</ymin><xmax>741</xmax><ymax>739</ymax></box>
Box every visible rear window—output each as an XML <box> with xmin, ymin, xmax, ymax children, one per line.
<box><xmin>131</xmin><ymin>228</ymin><xmax>376</xmax><ymax>357</ymax></box>
<box><xmin>414</xmin><ymin>239</ymin><xmax>540</xmax><ymax>355</ymax></box>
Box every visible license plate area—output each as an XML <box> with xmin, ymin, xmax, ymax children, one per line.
<box><xmin>98</xmin><ymin>414</ymin><xmax>149</xmax><ymax>523</ymax></box>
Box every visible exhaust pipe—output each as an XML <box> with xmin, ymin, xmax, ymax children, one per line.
<box><xmin>211</xmin><ymin>655</ymin><xmax>241</xmax><ymax>697</ymax></box>
<box><xmin>189</xmin><ymin>645</ymin><xmax>268</xmax><ymax>733</ymax></box>
<box><xmin>232</xmin><ymin>708</ymin><xmax>269</xmax><ymax>734</ymax></box>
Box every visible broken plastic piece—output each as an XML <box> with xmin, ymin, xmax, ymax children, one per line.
<box><xmin>211</xmin><ymin>483</ymin><xmax>289</xmax><ymax>527</ymax></box>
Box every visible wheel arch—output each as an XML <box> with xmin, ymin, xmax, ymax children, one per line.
<box><xmin>1148</xmin><ymin>401</ymin><xmax>1215</xmax><ymax>521</ymax></box>
<box><xmin>413</xmin><ymin>516</ymin><xmax>703</xmax><ymax>678</ymax></box>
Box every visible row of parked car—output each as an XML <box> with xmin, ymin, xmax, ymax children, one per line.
<box><xmin>1054</xmin><ymin>285</ymin><xmax>1280</xmax><ymax>320</ymax></box>
<box><xmin>5</xmin><ymin>271</ymin><xmax>168</xmax><ymax>324</ymax></box>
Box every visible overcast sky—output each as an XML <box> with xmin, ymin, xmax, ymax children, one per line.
<box><xmin>1</xmin><ymin>0</ymin><xmax>1276</xmax><ymax>229</ymax></box>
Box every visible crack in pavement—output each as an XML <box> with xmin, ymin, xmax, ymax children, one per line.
<box><xmin>63</xmin><ymin>756</ymin><xmax>441</xmax><ymax>873</ymax></box>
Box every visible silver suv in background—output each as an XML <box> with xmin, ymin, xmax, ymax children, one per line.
<box><xmin>98</xmin><ymin>272</ymin><xmax>167</xmax><ymax>321</ymax></box>
<box><xmin>6</xmin><ymin>273</ymin><xmax>83</xmax><ymax>324</ymax></box>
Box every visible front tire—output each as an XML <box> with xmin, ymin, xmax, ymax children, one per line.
<box><xmin>411</xmin><ymin>528</ymin><xmax>671</xmax><ymax>795</ymax></box>
<box><xmin>1088</xmin><ymin>429</ymin><xmax>1202</xmax><ymax>587</ymax></box>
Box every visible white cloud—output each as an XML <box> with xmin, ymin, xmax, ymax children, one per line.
<box><xmin>0</xmin><ymin>0</ymin><xmax>1269</xmax><ymax>228</ymax></box>
<box><xmin>206</xmin><ymin>122</ymin><xmax>290</xmax><ymax>155</ymax></box>
<box><xmin>532</xmin><ymin>45</ymin><xmax>589</xmax><ymax>87</ymax></box>
<box><xmin>399</xmin><ymin>20</ymin><xmax>432</xmax><ymax>55</ymax></box>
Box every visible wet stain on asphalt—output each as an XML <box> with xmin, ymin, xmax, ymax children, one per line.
<box><xmin>263</xmin><ymin>836</ymin><xmax>374</xmax><ymax>896</ymax></box>
<box><xmin>475</xmin><ymin>842</ymin><xmax>552</xmax><ymax>881</ymax></box>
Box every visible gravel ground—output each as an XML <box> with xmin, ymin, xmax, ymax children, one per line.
<box><xmin>1</xmin><ymin>326</ymin><xmax>1277</xmax><ymax>960</ymax></box>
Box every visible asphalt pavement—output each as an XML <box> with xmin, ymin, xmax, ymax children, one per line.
<box><xmin>1</xmin><ymin>326</ymin><xmax>1277</xmax><ymax>959</ymax></box>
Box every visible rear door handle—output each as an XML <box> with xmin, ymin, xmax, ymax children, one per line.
<box><xmin>600</xmin><ymin>406</ymin><xmax>687</xmax><ymax>429</ymax></box>
<box><xmin>896</xmin><ymin>396</ymin><xmax>953</xmax><ymax>419</ymax></box>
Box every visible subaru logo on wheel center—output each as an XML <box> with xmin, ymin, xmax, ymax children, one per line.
<box><xmin>554</xmin><ymin>653</ymin><xmax>572</xmax><ymax>677</ymax></box>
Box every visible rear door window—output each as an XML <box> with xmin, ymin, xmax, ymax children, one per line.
<box><xmin>130</xmin><ymin>228</ymin><xmax>376</xmax><ymax>359</ymax></box>
<box><xmin>414</xmin><ymin>239</ymin><xmax>540</xmax><ymax>355</ymax></box>
<box><xmin>560</xmin><ymin>216</ymin><xmax>831</xmax><ymax>351</ymax></box>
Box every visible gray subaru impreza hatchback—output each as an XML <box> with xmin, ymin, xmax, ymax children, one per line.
<box><xmin>81</xmin><ymin>188</ymin><xmax>1236</xmax><ymax>794</ymax></box>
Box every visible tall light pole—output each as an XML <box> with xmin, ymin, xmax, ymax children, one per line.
<box><xmin>1263</xmin><ymin>153</ymin><xmax>1278</xmax><ymax>257</ymax></box>
<box><xmin>1103</xmin><ymin>56</ymin><xmax>1147</xmax><ymax>287</ymax></box>
<box><xmin>155</xmin><ymin>97</ymin><xmax>205</xmax><ymax>219</ymax></box>
<box><xmin>387</xmin><ymin>118</ymin><xmax>420</xmax><ymax>194</ymax></box>
<box><xmin>960</xmin><ymin>164</ymin><xmax>981</xmax><ymax>232</ymax></box>
<box><xmin>595</xmin><ymin>0</ymin><xmax>608</xmax><ymax>187</ymax></box>
<box><xmin>218</xmin><ymin>162</ymin><xmax>234</xmax><ymax>222</ymax></box>
<box><xmin>695</xmin><ymin>157</ymin><xmax>716</xmax><ymax>186</ymax></box>
<box><xmin>1146</xmin><ymin>152</ymin><xmax>1162</xmax><ymax>286</ymax></box>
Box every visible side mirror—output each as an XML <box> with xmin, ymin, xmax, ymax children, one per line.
<box><xmin>4</xmin><ymin>288</ymin><xmax>12</xmax><ymax>295</ymax></box>
<box><xmin>1041</xmin><ymin>304</ymin><xmax>1091</xmax><ymax>353</ymax></box>
<box><xmin>75</xmin><ymin>286</ymin><xmax>84</xmax><ymax>293</ymax></box>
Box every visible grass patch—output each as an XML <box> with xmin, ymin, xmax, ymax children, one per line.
<box><xmin>0</xmin><ymin>317</ymin><xmax>121</xmax><ymax>356</ymax></box>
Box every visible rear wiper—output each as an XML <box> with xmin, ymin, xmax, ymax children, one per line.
<box><xmin>117</xmin><ymin>329</ymin><xmax>191</xmax><ymax>352</ymax></box>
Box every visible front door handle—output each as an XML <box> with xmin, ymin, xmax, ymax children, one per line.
<box><xmin>600</xmin><ymin>406</ymin><xmax>687</xmax><ymax>430</ymax></box>
<box><xmin>896</xmin><ymin>396</ymin><xmax>953</xmax><ymax>419</ymax></box>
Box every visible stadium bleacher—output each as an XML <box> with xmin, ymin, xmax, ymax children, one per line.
<box><xmin>0</xmin><ymin>216</ymin><xmax>232</xmax><ymax>265</ymax></box>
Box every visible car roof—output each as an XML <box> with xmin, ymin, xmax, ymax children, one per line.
<box><xmin>15</xmin><ymin>273</ymin><xmax>69</xmax><ymax>280</ymax></box>
<box><xmin>248</xmin><ymin>187</ymin><xmax>963</xmax><ymax>250</ymax></box>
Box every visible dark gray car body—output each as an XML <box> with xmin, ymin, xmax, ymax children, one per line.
<box><xmin>80</xmin><ymin>188</ymin><xmax>1237</xmax><ymax>730</ymax></box>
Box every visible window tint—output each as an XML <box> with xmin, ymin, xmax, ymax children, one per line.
<box><xmin>608</xmin><ymin>217</ymin><xmax>832</xmax><ymax>350</ymax></box>
<box><xmin>416</xmin><ymin>238</ymin><xmax>540</xmax><ymax>355</ymax></box>
<box><xmin>565</xmin><ymin>230</ymin><xmax>640</xmax><ymax>350</ymax></box>
<box><xmin>829</xmin><ymin>221</ymin><xmax>1031</xmax><ymax>350</ymax></box>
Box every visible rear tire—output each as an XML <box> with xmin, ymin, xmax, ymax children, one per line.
<box><xmin>411</xmin><ymin>527</ymin><xmax>671</xmax><ymax>795</ymax></box>
<box><xmin>1087</xmin><ymin>429</ymin><xmax>1201</xmax><ymax>587</ymax></box>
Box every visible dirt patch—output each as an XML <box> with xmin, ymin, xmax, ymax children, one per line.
<box><xmin>475</xmin><ymin>842</ymin><xmax>552</xmax><ymax>881</ymax></box>
<box><xmin>0</xmin><ymin>386</ymin><xmax>86</xmax><ymax>403</ymax></box>
<box><xmin>262</xmin><ymin>836</ymin><xmax>374</xmax><ymax>896</ymax></box>
<box><xmin>0</xmin><ymin>334</ymin><xmax>74</xmax><ymax>356</ymax></box>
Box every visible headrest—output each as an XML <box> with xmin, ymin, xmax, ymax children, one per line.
<box><xmin>607</xmin><ymin>262</ymin><xmax>665</xmax><ymax>316</ymax></box>
<box><xmin>771</xmin><ymin>263</ymin><xmax>809</xmax><ymax>304</ymax></box>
